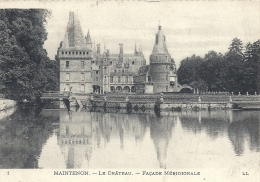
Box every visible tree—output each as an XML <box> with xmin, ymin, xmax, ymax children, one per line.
<box><xmin>224</xmin><ymin>38</ymin><xmax>245</xmax><ymax>94</ymax></box>
<box><xmin>0</xmin><ymin>9</ymin><xmax>58</xmax><ymax>102</ymax></box>
<box><xmin>177</xmin><ymin>55</ymin><xmax>203</xmax><ymax>85</ymax></box>
<box><xmin>243</xmin><ymin>40</ymin><xmax>260</xmax><ymax>94</ymax></box>
<box><xmin>199</xmin><ymin>51</ymin><xmax>226</xmax><ymax>91</ymax></box>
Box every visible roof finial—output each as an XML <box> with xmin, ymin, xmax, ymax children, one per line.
<box><xmin>158</xmin><ymin>20</ymin><xmax>161</xmax><ymax>30</ymax></box>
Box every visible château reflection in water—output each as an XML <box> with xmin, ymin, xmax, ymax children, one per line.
<box><xmin>0</xmin><ymin>107</ymin><xmax>259</xmax><ymax>169</ymax></box>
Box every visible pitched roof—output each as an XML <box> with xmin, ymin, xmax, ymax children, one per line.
<box><xmin>86</xmin><ymin>30</ymin><xmax>92</xmax><ymax>44</ymax></box>
<box><xmin>62</xmin><ymin>12</ymin><xmax>87</xmax><ymax>48</ymax></box>
<box><xmin>151</xmin><ymin>26</ymin><xmax>169</xmax><ymax>55</ymax></box>
<box><xmin>138</xmin><ymin>65</ymin><xmax>150</xmax><ymax>74</ymax></box>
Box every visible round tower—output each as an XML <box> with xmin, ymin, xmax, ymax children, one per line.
<box><xmin>150</xmin><ymin>25</ymin><xmax>171</xmax><ymax>93</ymax></box>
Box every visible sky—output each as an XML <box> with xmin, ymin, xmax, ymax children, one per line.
<box><xmin>2</xmin><ymin>1</ymin><xmax>260</xmax><ymax>67</ymax></box>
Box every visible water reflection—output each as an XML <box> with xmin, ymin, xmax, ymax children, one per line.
<box><xmin>0</xmin><ymin>107</ymin><xmax>259</xmax><ymax>169</ymax></box>
<box><xmin>228</xmin><ymin>111</ymin><xmax>260</xmax><ymax>156</ymax></box>
<box><xmin>149</xmin><ymin>115</ymin><xmax>175</xmax><ymax>168</ymax></box>
<box><xmin>0</xmin><ymin>107</ymin><xmax>59</xmax><ymax>168</ymax></box>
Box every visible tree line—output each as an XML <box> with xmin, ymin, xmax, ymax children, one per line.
<box><xmin>177</xmin><ymin>38</ymin><xmax>260</xmax><ymax>94</ymax></box>
<box><xmin>0</xmin><ymin>9</ymin><xmax>59</xmax><ymax>103</ymax></box>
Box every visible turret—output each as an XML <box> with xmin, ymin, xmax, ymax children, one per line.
<box><xmin>149</xmin><ymin>25</ymin><xmax>171</xmax><ymax>93</ymax></box>
<box><xmin>150</xmin><ymin>25</ymin><xmax>171</xmax><ymax>64</ymax></box>
<box><xmin>86</xmin><ymin>30</ymin><xmax>92</xmax><ymax>49</ymax></box>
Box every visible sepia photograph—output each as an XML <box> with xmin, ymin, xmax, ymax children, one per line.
<box><xmin>0</xmin><ymin>0</ymin><xmax>259</xmax><ymax>182</ymax></box>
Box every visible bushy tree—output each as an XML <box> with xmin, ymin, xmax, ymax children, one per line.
<box><xmin>0</xmin><ymin>9</ymin><xmax>59</xmax><ymax>102</ymax></box>
<box><xmin>177</xmin><ymin>38</ymin><xmax>260</xmax><ymax>94</ymax></box>
<box><xmin>243</xmin><ymin>40</ymin><xmax>260</xmax><ymax>94</ymax></box>
<box><xmin>177</xmin><ymin>55</ymin><xmax>203</xmax><ymax>85</ymax></box>
<box><xmin>224</xmin><ymin>38</ymin><xmax>245</xmax><ymax>93</ymax></box>
<box><xmin>199</xmin><ymin>51</ymin><xmax>226</xmax><ymax>91</ymax></box>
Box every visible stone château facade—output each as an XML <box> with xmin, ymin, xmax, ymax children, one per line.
<box><xmin>92</xmin><ymin>43</ymin><xmax>146</xmax><ymax>94</ymax></box>
<box><xmin>58</xmin><ymin>12</ymin><xmax>185</xmax><ymax>94</ymax></box>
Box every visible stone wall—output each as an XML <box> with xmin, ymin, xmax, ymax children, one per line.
<box><xmin>150</xmin><ymin>64</ymin><xmax>170</xmax><ymax>93</ymax></box>
<box><xmin>60</xmin><ymin>58</ymin><xmax>92</xmax><ymax>93</ymax></box>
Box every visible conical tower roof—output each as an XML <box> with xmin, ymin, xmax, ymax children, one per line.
<box><xmin>62</xmin><ymin>12</ymin><xmax>87</xmax><ymax>49</ymax></box>
<box><xmin>86</xmin><ymin>30</ymin><xmax>92</xmax><ymax>44</ymax></box>
<box><xmin>151</xmin><ymin>26</ymin><xmax>169</xmax><ymax>55</ymax></box>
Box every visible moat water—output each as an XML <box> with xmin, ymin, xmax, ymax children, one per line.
<box><xmin>0</xmin><ymin>107</ymin><xmax>259</xmax><ymax>169</ymax></box>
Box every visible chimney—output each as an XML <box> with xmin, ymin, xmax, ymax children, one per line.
<box><xmin>119</xmin><ymin>43</ymin><xmax>123</xmax><ymax>54</ymax></box>
<box><xmin>119</xmin><ymin>43</ymin><xmax>123</xmax><ymax>62</ymax></box>
<box><xmin>97</xmin><ymin>44</ymin><xmax>100</xmax><ymax>55</ymax></box>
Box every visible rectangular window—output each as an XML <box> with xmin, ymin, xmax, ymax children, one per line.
<box><xmin>65</xmin><ymin>84</ymin><xmax>70</xmax><ymax>92</ymax></box>
<box><xmin>66</xmin><ymin>61</ymin><xmax>69</xmax><ymax>68</ymax></box>
<box><xmin>81</xmin><ymin>84</ymin><xmax>85</xmax><ymax>92</ymax></box>
<box><xmin>66</xmin><ymin>73</ymin><xmax>70</xmax><ymax>81</ymax></box>
<box><xmin>96</xmin><ymin>77</ymin><xmax>98</xmax><ymax>82</ymax></box>
<box><xmin>110</xmin><ymin>76</ymin><xmax>113</xmax><ymax>83</ymax></box>
<box><xmin>96</xmin><ymin>71</ymin><xmax>98</xmax><ymax>75</ymax></box>
<box><xmin>118</xmin><ymin>76</ymin><xmax>121</xmax><ymax>83</ymax></box>
<box><xmin>81</xmin><ymin>61</ymin><xmax>84</xmax><ymax>69</ymax></box>
<box><xmin>125</xmin><ymin>76</ymin><xmax>128</xmax><ymax>83</ymax></box>
<box><xmin>148</xmin><ymin>76</ymin><xmax>151</xmax><ymax>82</ymax></box>
<box><xmin>81</xmin><ymin>73</ymin><xmax>84</xmax><ymax>81</ymax></box>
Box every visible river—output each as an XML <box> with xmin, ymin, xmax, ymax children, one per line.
<box><xmin>0</xmin><ymin>107</ymin><xmax>259</xmax><ymax>169</ymax></box>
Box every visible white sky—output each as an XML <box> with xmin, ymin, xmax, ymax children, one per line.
<box><xmin>2</xmin><ymin>1</ymin><xmax>260</xmax><ymax>67</ymax></box>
